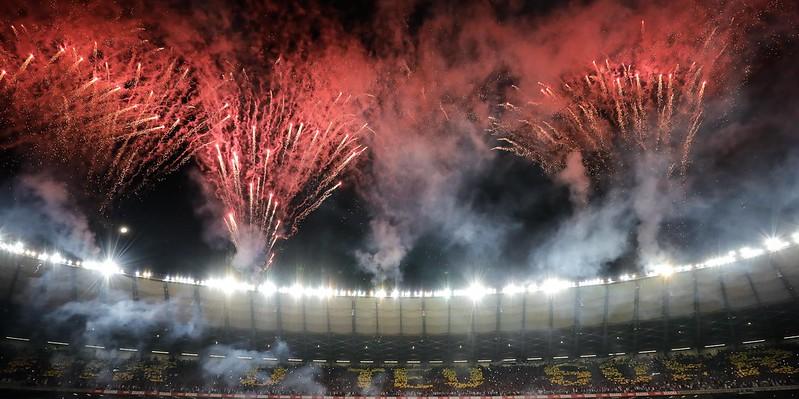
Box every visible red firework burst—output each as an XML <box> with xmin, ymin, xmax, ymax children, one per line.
<box><xmin>491</xmin><ymin>59</ymin><xmax>707</xmax><ymax>178</ymax></box>
<box><xmin>196</xmin><ymin>59</ymin><xmax>369</xmax><ymax>270</ymax></box>
<box><xmin>0</xmin><ymin>22</ymin><xmax>201</xmax><ymax>208</ymax></box>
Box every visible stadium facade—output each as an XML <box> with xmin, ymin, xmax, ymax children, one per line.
<box><xmin>1</xmin><ymin>244</ymin><xmax>798</xmax><ymax>364</ymax></box>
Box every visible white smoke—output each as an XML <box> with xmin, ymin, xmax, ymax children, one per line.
<box><xmin>531</xmin><ymin>194</ymin><xmax>633</xmax><ymax>279</ymax></box>
<box><xmin>1</xmin><ymin>172</ymin><xmax>99</xmax><ymax>258</ymax></box>
<box><xmin>556</xmin><ymin>151</ymin><xmax>591</xmax><ymax>207</ymax></box>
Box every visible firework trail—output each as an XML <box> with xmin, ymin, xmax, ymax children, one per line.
<box><xmin>0</xmin><ymin>23</ymin><xmax>201</xmax><ymax>208</ymax></box>
<box><xmin>197</xmin><ymin>60</ymin><xmax>369</xmax><ymax>271</ymax></box>
<box><xmin>491</xmin><ymin>59</ymin><xmax>707</xmax><ymax>180</ymax></box>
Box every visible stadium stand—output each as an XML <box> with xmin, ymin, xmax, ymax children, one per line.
<box><xmin>1</xmin><ymin>244</ymin><xmax>799</xmax><ymax>397</ymax></box>
<box><xmin>0</xmin><ymin>340</ymin><xmax>798</xmax><ymax>396</ymax></box>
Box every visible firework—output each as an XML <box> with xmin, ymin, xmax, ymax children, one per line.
<box><xmin>0</xmin><ymin>23</ymin><xmax>201</xmax><ymax>207</ymax></box>
<box><xmin>491</xmin><ymin>60</ymin><xmax>708</xmax><ymax>180</ymax></box>
<box><xmin>197</xmin><ymin>60</ymin><xmax>369</xmax><ymax>270</ymax></box>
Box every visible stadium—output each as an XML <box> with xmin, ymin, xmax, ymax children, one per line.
<box><xmin>0</xmin><ymin>233</ymin><xmax>798</xmax><ymax>397</ymax></box>
<box><xmin>1</xmin><ymin>0</ymin><xmax>799</xmax><ymax>398</ymax></box>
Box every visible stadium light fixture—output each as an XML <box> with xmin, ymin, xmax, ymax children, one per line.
<box><xmin>578</xmin><ymin>278</ymin><xmax>604</xmax><ymax>286</ymax></box>
<box><xmin>204</xmin><ymin>277</ymin><xmax>254</xmax><ymax>295</ymax></box>
<box><xmin>49</xmin><ymin>253</ymin><xmax>64</xmax><ymax>264</ymax></box>
<box><xmin>738</xmin><ymin>246</ymin><xmax>765</xmax><ymax>260</ymax></box>
<box><xmin>764</xmin><ymin>236</ymin><xmax>790</xmax><ymax>252</ymax></box>
<box><xmin>4</xmin><ymin>223</ymin><xmax>799</xmax><ymax>301</ymax></box>
<box><xmin>290</xmin><ymin>283</ymin><xmax>304</xmax><ymax>299</ymax></box>
<box><xmin>433</xmin><ymin>288</ymin><xmax>452</xmax><ymax>299</ymax></box>
<box><xmin>701</xmin><ymin>251</ymin><xmax>737</xmax><ymax>268</ymax></box>
<box><xmin>258</xmin><ymin>280</ymin><xmax>277</xmax><ymax>296</ymax></box>
<box><xmin>119</xmin><ymin>226</ymin><xmax>129</xmax><ymax>235</ymax></box>
<box><xmin>457</xmin><ymin>282</ymin><xmax>492</xmax><ymax>301</ymax></box>
<box><xmin>502</xmin><ymin>283</ymin><xmax>524</xmax><ymax>295</ymax></box>
<box><xmin>83</xmin><ymin>258</ymin><xmax>122</xmax><ymax>278</ymax></box>
<box><xmin>648</xmin><ymin>264</ymin><xmax>675</xmax><ymax>277</ymax></box>
<box><xmin>540</xmin><ymin>278</ymin><xmax>572</xmax><ymax>295</ymax></box>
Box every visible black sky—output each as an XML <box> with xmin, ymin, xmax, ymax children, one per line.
<box><xmin>1</xmin><ymin>0</ymin><xmax>798</xmax><ymax>290</ymax></box>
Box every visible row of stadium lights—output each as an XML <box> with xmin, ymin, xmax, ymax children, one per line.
<box><xmin>5</xmin><ymin>334</ymin><xmax>799</xmax><ymax>365</ymax></box>
<box><xmin>0</xmin><ymin>233</ymin><xmax>797</xmax><ymax>300</ymax></box>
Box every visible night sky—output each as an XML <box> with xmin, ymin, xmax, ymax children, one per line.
<box><xmin>0</xmin><ymin>0</ymin><xmax>798</xmax><ymax>291</ymax></box>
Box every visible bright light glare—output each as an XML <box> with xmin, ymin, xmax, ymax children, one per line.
<box><xmin>456</xmin><ymin>282</ymin><xmax>493</xmax><ymax>301</ymax></box>
<box><xmin>203</xmin><ymin>277</ymin><xmax>254</xmax><ymax>294</ymax></box>
<box><xmin>83</xmin><ymin>259</ymin><xmax>122</xmax><ymax>277</ymax></box>
<box><xmin>764</xmin><ymin>237</ymin><xmax>789</xmax><ymax>253</ymax></box>
<box><xmin>433</xmin><ymin>288</ymin><xmax>452</xmax><ymax>299</ymax></box>
<box><xmin>502</xmin><ymin>283</ymin><xmax>524</xmax><ymax>295</ymax></box>
<box><xmin>540</xmin><ymin>278</ymin><xmax>573</xmax><ymax>295</ymax></box>
<box><xmin>258</xmin><ymin>281</ymin><xmax>277</xmax><ymax>296</ymax></box>
<box><xmin>579</xmin><ymin>278</ymin><xmax>604</xmax><ymax>286</ymax></box>
<box><xmin>738</xmin><ymin>246</ymin><xmax>765</xmax><ymax>259</ymax></box>
<box><xmin>701</xmin><ymin>251</ymin><xmax>737</xmax><ymax>268</ymax></box>
<box><xmin>651</xmin><ymin>264</ymin><xmax>675</xmax><ymax>277</ymax></box>
<box><xmin>4</xmin><ymin>223</ymin><xmax>799</xmax><ymax>299</ymax></box>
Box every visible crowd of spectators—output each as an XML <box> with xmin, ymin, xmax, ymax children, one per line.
<box><xmin>0</xmin><ymin>343</ymin><xmax>797</xmax><ymax>395</ymax></box>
